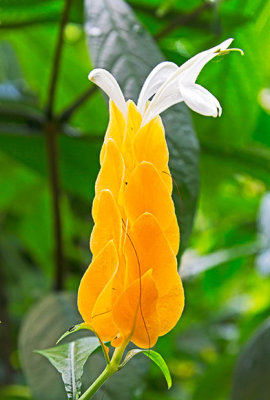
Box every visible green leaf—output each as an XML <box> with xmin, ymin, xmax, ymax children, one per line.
<box><xmin>85</xmin><ymin>0</ymin><xmax>199</xmax><ymax>253</ymax></box>
<box><xmin>231</xmin><ymin>317</ymin><xmax>270</xmax><ymax>400</ymax></box>
<box><xmin>36</xmin><ymin>337</ymin><xmax>100</xmax><ymax>400</ymax></box>
<box><xmin>57</xmin><ymin>323</ymin><xmax>110</xmax><ymax>365</ymax></box>
<box><xmin>0</xmin><ymin>0</ymin><xmax>63</xmax><ymax>26</ymax></box>
<box><xmin>120</xmin><ymin>349</ymin><xmax>172</xmax><ymax>389</ymax></box>
<box><xmin>0</xmin><ymin>0</ymin><xmax>83</xmax><ymax>27</ymax></box>
<box><xmin>56</xmin><ymin>323</ymin><xmax>91</xmax><ymax>345</ymax></box>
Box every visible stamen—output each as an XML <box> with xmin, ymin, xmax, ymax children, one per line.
<box><xmin>217</xmin><ymin>48</ymin><xmax>244</xmax><ymax>56</ymax></box>
<box><xmin>140</xmin><ymin>38</ymin><xmax>236</xmax><ymax>126</ymax></box>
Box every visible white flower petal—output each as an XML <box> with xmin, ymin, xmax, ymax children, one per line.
<box><xmin>180</xmin><ymin>83</ymin><xmax>222</xmax><ymax>117</ymax></box>
<box><xmin>141</xmin><ymin>79</ymin><xmax>183</xmax><ymax>127</ymax></box>
<box><xmin>178</xmin><ymin>38</ymin><xmax>234</xmax><ymax>84</ymax></box>
<box><xmin>88</xmin><ymin>68</ymin><xmax>127</xmax><ymax>117</ymax></box>
<box><xmin>141</xmin><ymin>39</ymin><xmax>231</xmax><ymax>125</ymax></box>
<box><xmin>137</xmin><ymin>61</ymin><xmax>178</xmax><ymax>114</ymax></box>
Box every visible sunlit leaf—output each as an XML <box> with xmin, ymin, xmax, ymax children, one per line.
<box><xmin>120</xmin><ymin>349</ymin><xmax>172</xmax><ymax>389</ymax></box>
<box><xmin>0</xmin><ymin>0</ymin><xmax>63</xmax><ymax>25</ymax></box>
<box><xmin>36</xmin><ymin>337</ymin><xmax>100</xmax><ymax>400</ymax></box>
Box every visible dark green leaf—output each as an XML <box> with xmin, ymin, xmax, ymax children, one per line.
<box><xmin>256</xmin><ymin>193</ymin><xmax>270</xmax><ymax>275</ymax></box>
<box><xmin>36</xmin><ymin>337</ymin><xmax>100</xmax><ymax>400</ymax></box>
<box><xmin>232</xmin><ymin>318</ymin><xmax>270</xmax><ymax>400</ymax></box>
<box><xmin>85</xmin><ymin>0</ymin><xmax>199</xmax><ymax>253</ymax></box>
<box><xmin>19</xmin><ymin>293</ymin><xmax>84</xmax><ymax>400</ymax></box>
<box><xmin>120</xmin><ymin>349</ymin><xmax>172</xmax><ymax>389</ymax></box>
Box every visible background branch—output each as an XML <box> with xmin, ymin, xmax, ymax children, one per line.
<box><xmin>201</xmin><ymin>141</ymin><xmax>270</xmax><ymax>175</ymax></box>
<box><xmin>0</xmin><ymin>250</ymin><xmax>14</xmax><ymax>384</ymax></box>
<box><xmin>0</xmin><ymin>104</ymin><xmax>44</xmax><ymax>124</ymax></box>
<box><xmin>46</xmin><ymin>0</ymin><xmax>73</xmax><ymax>119</ymax></box>
<box><xmin>0</xmin><ymin>17</ymin><xmax>58</xmax><ymax>30</ymax></box>
<box><xmin>58</xmin><ymin>86</ymin><xmax>97</xmax><ymax>123</ymax></box>
<box><xmin>154</xmin><ymin>2</ymin><xmax>213</xmax><ymax>40</ymax></box>
<box><xmin>45</xmin><ymin>0</ymin><xmax>73</xmax><ymax>291</ymax></box>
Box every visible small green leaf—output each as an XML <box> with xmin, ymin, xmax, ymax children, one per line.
<box><xmin>120</xmin><ymin>349</ymin><xmax>172</xmax><ymax>389</ymax></box>
<box><xmin>57</xmin><ymin>322</ymin><xmax>110</xmax><ymax>365</ymax></box>
<box><xmin>36</xmin><ymin>337</ymin><xmax>100</xmax><ymax>400</ymax></box>
<box><xmin>56</xmin><ymin>323</ymin><xmax>91</xmax><ymax>344</ymax></box>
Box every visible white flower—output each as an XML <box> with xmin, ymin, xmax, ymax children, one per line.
<box><xmin>89</xmin><ymin>38</ymin><xmax>243</xmax><ymax>127</ymax></box>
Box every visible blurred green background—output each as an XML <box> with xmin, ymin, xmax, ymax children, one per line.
<box><xmin>1</xmin><ymin>0</ymin><xmax>270</xmax><ymax>399</ymax></box>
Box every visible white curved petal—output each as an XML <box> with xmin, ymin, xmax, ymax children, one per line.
<box><xmin>137</xmin><ymin>62</ymin><xmax>178</xmax><ymax>114</ymax></box>
<box><xmin>88</xmin><ymin>68</ymin><xmax>127</xmax><ymax>117</ymax></box>
<box><xmin>155</xmin><ymin>38</ymin><xmax>233</xmax><ymax>100</ymax></box>
<box><xmin>178</xmin><ymin>38</ymin><xmax>234</xmax><ymax>84</ymax></box>
<box><xmin>141</xmin><ymin>80</ymin><xmax>183</xmax><ymax>127</ymax></box>
<box><xmin>180</xmin><ymin>83</ymin><xmax>222</xmax><ymax>117</ymax></box>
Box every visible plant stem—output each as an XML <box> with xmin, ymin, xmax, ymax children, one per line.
<box><xmin>78</xmin><ymin>364</ymin><xmax>114</xmax><ymax>400</ymax></box>
<box><xmin>0</xmin><ymin>17</ymin><xmax>58</xmax><ymax>30</ymax></box>
<box><xmin>154</xmin><ymin>2</ymin><xmax>212</xmax><ymax>40</ymax></box>
<box><xmin>0</xmin><ymin>252</ymin><xmax>14</xmax><ymax>383</ymax></box>
<box><xmin>46</xmin><ymin>0</ymin><xmax>72</xmax><ymax>119</ymax></box>
<box><xmin>78</xmin><ymin>342</ymin><xmax>128</xmax><ymax>400</ymax></box>
<box><xmin>58</xmin><ymin>86</ymin><xmax>97</xmax><ymax>123</ymax></box>
<box><xmin>45</xmin><ymin>0</ymin><xmax>72</xmax><ymax>290</ymax></box>
<box><xmin>44</xmin><ymin>120</ymin><xmax>64</xmax><ymax>290</ymax></box>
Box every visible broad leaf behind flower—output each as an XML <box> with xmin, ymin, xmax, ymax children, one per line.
<box><xmin>85</xmin><ymin>0</ymin><xmax>199</xmax><ymax>255</ymax></box>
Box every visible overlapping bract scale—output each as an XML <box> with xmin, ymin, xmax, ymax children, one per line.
<box><xmin>78</xmin><ymin>100</ymin><xmax>184</xmax><ymax>348</ymax></box>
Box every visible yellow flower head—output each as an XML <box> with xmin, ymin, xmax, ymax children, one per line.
<box><xmin>78</xmin><ymin>39</ymin><xmax>241</xmax><ymax>348</ymax></box>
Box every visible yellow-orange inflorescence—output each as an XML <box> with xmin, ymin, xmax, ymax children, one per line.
<box><xmin>78</xmin><ymin>100</ymin><xmax>184</xmax><ymax>348</ymax></box>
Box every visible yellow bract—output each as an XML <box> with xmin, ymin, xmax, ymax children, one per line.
<box><xmin>78</xmin><ymin>100</ymin><xmax>184</xmax><ymax>348</ymax></box>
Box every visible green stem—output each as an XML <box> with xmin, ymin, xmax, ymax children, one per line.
<box><xmin>78</xmin><ymin>365</ymin><xmax>114</xmax><ymax>400</ymax></box>
<box><xmin>78</xmin><ymin>342</ymin><xmax>128</xmax><ymax>400</ymax></box>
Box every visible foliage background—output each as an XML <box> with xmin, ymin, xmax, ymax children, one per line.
<box><xmin>0</xmin><ymin>0</ymin><xmax>270</xmax><ymax>399</ymax></box>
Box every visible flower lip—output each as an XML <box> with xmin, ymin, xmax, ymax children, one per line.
<box><xmin>141</xmin><ymin>38</ymin><xmax>236</xmax><ymax>126</ymax></box>
<box><xmin>215</xmin><ymin>47</ymin><xmax>244</xmax><ymax>56</ymax></box>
